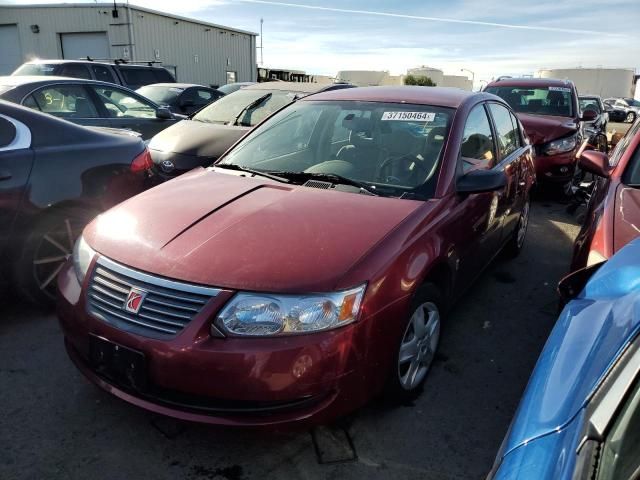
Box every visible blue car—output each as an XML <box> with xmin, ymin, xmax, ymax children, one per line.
<box><xmin>489</xmin><ymin>238</ymin><xmax>640</xmax><ymax>479</ymax></box>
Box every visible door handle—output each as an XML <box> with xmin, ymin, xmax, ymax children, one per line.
<box><xmin>0</xmin><ymin>171</ymin><xmax>12</xmax><ymax>181</ymax></box>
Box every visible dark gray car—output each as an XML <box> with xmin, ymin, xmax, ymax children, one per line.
<box><xmin>136</xmin><ymin>83</ymin><xmax>224</xmax><ymax>115</ymax></box>
<box><xmin>0</xmin><ymin>76</ymin><xmax>182</xmax><ymax>139</ymax></box>
<box><xmin>148</xmin><ymin>82</ymin><xmax>354</xmax><ymax>180</ymax></box>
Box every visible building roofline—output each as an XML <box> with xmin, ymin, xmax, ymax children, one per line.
<box><xmin>1</xmin><ymin>3</ymin><xmax>259</xmax><ymax>36</ymax></box>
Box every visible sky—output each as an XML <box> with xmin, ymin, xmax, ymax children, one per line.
<box><xmin>5</xmin><ymin>0</ymin><xmax>640</xmax><ymax>86</ymax></box>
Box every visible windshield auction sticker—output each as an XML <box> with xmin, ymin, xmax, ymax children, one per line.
<box><xmin>548</xmin><ymin>86</ymin><xmax>571</xmax><ymax>92</ymax></box>
<box><xmin>382</xmin><ymin>112</ymin><xmax>436</xmax><ymax>121</ymax></box>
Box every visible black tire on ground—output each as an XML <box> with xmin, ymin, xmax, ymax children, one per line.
<box><xmin>626</xmin><ymin>111</ymin><xmax>636</xmax><ymax>123</ymax></box>
<box><xmin>383</xmin><ymin>283</ymin><xmax>443</xmax><ymax>404</ymax></box>
<box><xmin>504</xmin><ymin>195</ymin><xmax>531</xmax><ymax>258</ymax></box>
<box><xmin>13</xmin><ymin>207</ymin><xmax>97</xmax><ymax>306</ymax></box>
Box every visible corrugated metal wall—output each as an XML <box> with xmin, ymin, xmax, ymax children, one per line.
<box><xmin>0</xmin><ymin>5</ymin><xmax>257</xmax><ymax>84</ymax></box>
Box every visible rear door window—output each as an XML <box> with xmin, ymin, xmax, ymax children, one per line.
<box><xmin>57</xmin><ymin>63</ymin><xmax>92</xmax><ymax>80</ymax></box>
<box><xmin>118</xmin><ymin>67</ymin><xmax>157</xmax><ymax>87</ymax></box>
<box><xmin>489</xmin><ymin>103</ymin><xmax>519</xmax><ymax>159</ymax></box>
<box><xmin>153</xmin><ymin>68</ymin><xmax>175</xmax><ymax>83</ymax></box>
<box><xmin>460</xmin><ymin>104</ymin><xmax>496</xmax><ymax>172</ymax></box>
<box><xmin>27</xmin><ymin>85</ymin><xmax>99</xmax><ymax>118</ymax></box>
<box><xmin>91</xmin><ymin>65</ymin><xmax>116</xmax><ymax>84</ymax></box>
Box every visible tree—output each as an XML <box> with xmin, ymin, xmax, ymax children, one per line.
<box><xmin>404</xmin><ymin>74</ymin><xmax>436</xmax><ymax>86</ymax></box>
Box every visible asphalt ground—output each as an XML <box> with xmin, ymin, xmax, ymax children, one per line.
<box><xmin>0</xmin><ymin>197</ymin><xmax>580</xmax><ymax>480</ymax></box>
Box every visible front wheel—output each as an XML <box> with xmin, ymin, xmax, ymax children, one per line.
<box><xmin>504</xmin><ymin>197</ymin><xmax>530</xmax><ymax>258</ymax></box>
<box><xmin>384</xmin><ymin>283</ymin><xmax>442</xmax><ymax>402</ymax></box>
<box><xmin>626</xmin><ymin>111</ymin><xmax>636</xmax><ymax>123</ymax></box>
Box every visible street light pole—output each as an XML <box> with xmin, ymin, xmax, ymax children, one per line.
<box><xmin>460</xmin><ymin>68</ymin><xmax>475</xmax><ymax>89</ymax></box>
<box><xmin>259</xmin><ymin>18</ymin><xmax>264</xmax><ymax>66</ymax></box>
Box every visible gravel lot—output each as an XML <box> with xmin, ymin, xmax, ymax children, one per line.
<box><xmin>0</xmin><ymin>197</ymin><xmax>580</xmax><ymax>480</ymax></box>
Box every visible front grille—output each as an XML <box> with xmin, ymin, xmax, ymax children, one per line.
<box><xmin>87</xmin><ymin>256</ymin><xmax>220</xmax><ymax>338</ymax></box>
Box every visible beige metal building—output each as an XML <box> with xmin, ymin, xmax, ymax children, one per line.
<box><xmin>537</xmin><ymin>68</ymin><xmax>636</xmax><ymax>98</ymax></box>
<box><xmin>0</xmin><ymin>3</ymin><xmax>258</xmax><ymax>86</ymax></box>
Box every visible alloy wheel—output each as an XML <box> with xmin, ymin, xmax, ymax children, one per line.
<box><xmin>397</xmin><ymin>301</ymin><xmax>440</xmax><ymax>391</ymax></box>
<box><xmin>32</xmin><ymin>216</ymin><xmax>83</xmax><ymax>299</ymax></box>
<box><xmin>626</xmin><ymin>112</ymin><xmax>635</xmax><ymax>123</ymax></box>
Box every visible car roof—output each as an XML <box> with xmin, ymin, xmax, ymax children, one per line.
<box><xmin>140</xmin><ymin>83</ymin><xmax>207</xmax><ymax>89</ymax></box>
<box><xmin>22</xmin><ymin>59</ymin><xmax>164</xmax><ymax>68</ymax></box>
<box><xmin>502</xmin><ymin>238</ymin><xmax>640</xmax><ymax>456</ymax></box>
<box><xmin>305</xmin><ymin>86</ymin><xmax>480</xmax><ymax>108</ymax></box>
<box><xmin>486</xmin><ymin>77</ymin><xmax>575</xmax><ymax>88</ymax></box>
<box><xmin>244</xmin><ymin>82</ymin><xmax>338</xmax><ymax>94</ymax></box>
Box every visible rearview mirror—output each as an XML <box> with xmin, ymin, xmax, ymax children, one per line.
<box><xmin>579</xmin><ymin>150</ymin><xmax>610</xmax><ymax>178</ymax></box>
<box><xmin>581</xmin><ymin>109</ymin><xmax>598</xmax><ymax>122</ymax></box>
<box><xmin>457</xmin><ymin>168</ymin><xmax>507</xmax><ymax>194</ymax></box>
<box><xmin>156</xmin><ymin>107</ymin><xmax>173</xmax><ymax>120</ymax></box>
<box><xmin>180</xmin><ymin>99</ymin><xmax>195</xmax><ymax>108</ymax></box>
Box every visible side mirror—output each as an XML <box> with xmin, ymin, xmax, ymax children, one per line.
<box><xmin>156</xmin><ymin>107</ymin><xmax>173</xmax><ymax>120</ymax></box>
<box><xmin>457</xmin><ymin>168</ymin><xmax>507</xmax><ymax>194</ymax></box>
<box><xmin>557</xmin><ymin>262</ymin><xmax>604</xmax><ymax>307</ymax></box>
<box><xmin>579</xmin><ymin>150</ymin><xmax>610</xmax><ymax>178</ymax></box>
<box><xmin>581</xmin><ymin>109</ymin><xmax>598</xmax><ymax>122</ymax></box>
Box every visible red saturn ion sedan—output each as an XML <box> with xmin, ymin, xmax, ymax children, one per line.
<box><xmin>57</xmin><ymin>87</ymin><xmax>535</xmax><ymax>427</ymax></box>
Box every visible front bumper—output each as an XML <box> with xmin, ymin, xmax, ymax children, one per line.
<box><xmin>57</xmin><ymin>261</ymin><xmax>369</xmax><ymax>427</ymax></box>
<box><xmin>533</xmin><ymin>149</ymin><xmax>578</xmax><ymax>183</ymax></box>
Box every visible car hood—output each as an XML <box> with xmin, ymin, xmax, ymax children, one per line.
<box><xmin>614</xmin><ymin>184</ymin><xmax>640</xmax><ymax>253</ymax></box>
<box><xmin>148</xmin><ymin>119</ymin><xmax>249</xmax><ymax>158</ymax></box>
<box><xmin>499</xmin><ymin>238</ymin><xmax>640</xmax><ymax>457</ymax></box>
<box><xmin>516</xmin><ymin>113</ymin><xmax>578</xmax><ymax>145</ymax></box>
<box><xmin>83</xmin><ymin>169</ymin><xmax>422</xmax><ymax>292</ymax></box>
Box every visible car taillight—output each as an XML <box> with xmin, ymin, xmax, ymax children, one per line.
<box><xmin>130</xmin><ymin>148</ymin><xmax>154</xmax><ymax>173</ymax></box>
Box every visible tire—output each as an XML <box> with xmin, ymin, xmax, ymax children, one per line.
<box><xmin>504</xmin><ymin>196</ymin><xmax>531</xmax><ymax>258</ymax></box>
<box><xmin>626</xmin><ymin>111</ymin><xmax>636</xmax><ymax>123</ymax></box>
<box><xmin>383</xmin><ymin>283</ymin><xmax>443</xmax><ymax>403</ymax></box>
<box><xmin>13</xmin><ymin>207</ymin><xmax>97</xmax><ymax>306</ymax></box>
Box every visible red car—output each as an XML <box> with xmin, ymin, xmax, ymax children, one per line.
<box><xmin>57</xmin><ymin>87</ymin><xmax>535</xmax><ymax>426</ymax></box>
<box><xmin>571</xmin><ymin>120</ymin><xmax>640</xmax><ymax>271</ymax></box>
<box><xmin>485</xmin><ymin>78</ymin><xmax>597</xmax><ymax>184</ymax></box>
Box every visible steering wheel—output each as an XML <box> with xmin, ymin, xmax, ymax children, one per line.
<box><xmin>377</xmin><ymin>154</ymin><xmax>430</xmax><ymax>185</ymax></box>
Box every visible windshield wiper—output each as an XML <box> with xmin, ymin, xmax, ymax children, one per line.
<box><xmin>275</xmin><ymin>171</ymin><xmax>379</xmax><ymax>196</ymax></box>
<box><xmin>214</xmin><ymin>163</ymin><xmax>289</xmax><ymax>183</ymax></box>
<box><xmin>231</xmin><ymin>93</ymin><xmax>272</xmax><ymax>126</ymax></box>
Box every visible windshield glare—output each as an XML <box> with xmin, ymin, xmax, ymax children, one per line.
<box><xmin>218</xmin><ymin>100</ymin><xmax>453</xmax><ymax>197</ymax></box>
<box><xmin>486</xmin><ymin>86</ymin><xmax>574</xmax><ymax>117</ymax></box>
<box><xmin>13</xmin><ymin>63</ymin><xmax>57</xmax><ymax>76</ymax></box>
<box><xmin>193</xmin><ymin>89</ymin><xmax>299</xmax><ymax>125</ymax></box>
<box><xmin>136</xmin><ymin>86</ymin><xmax>183</xmax><ymax>104</ymax></box>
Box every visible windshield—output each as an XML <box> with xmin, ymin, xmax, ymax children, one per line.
<box><xmin>218</xmin><ymin>100</ymin><xmax>453</xmax><ymax>198</ymax></box>
<box><xmin>13</xmin><ymin>63</ymin><xmax>57</xmax><ymax>76</ymax></box>
<box><xmin>624</xmin><ymin>98</ymin><xmax>640</xmax><ymax>107</ymax></box>
<box><xmin>136</xmin><ymin>85</ymin><xmax>184</xmax><ymax>105</ymax></box>
<box><xmin>485</xmin><ymin>86</ymin><xmax>574</xmax><ymax>117</ymax></box>
<box><xmin>579</xmin><ymin>98</ymin><xmax>602</xmax><ymax>114</ymax></box>
<box><xmin>218</xmin><ymin>83</ymin><xmax>247</xmax><ymax>95</ymax></box>
<box><xmin>193</xmin><ymin>89</ymin><xmax>300</xmax><ymax>126</ymax></box>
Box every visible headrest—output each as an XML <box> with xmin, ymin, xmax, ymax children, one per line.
<box><xmin>342</xmin><ymin>115</ymin><xmax>372</xmax><ymax>133</ymax></box>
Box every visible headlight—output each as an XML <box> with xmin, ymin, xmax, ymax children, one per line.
<box><xmin>217</xmin><ymin>285</ymin><xmax>366</xmax><ymax>336</ymax></box>
<box><xmin>72</xmin><ymin>235</ymin><xmax>96</xmax><ymax>284</ymax></box>
<box><xmin>544</xmin><ymin>134</ymin><xmax>578</xmax><ymax>155</ymax></box>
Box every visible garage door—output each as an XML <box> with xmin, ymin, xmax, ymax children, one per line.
<box><xmin>61</xmin><ymin>32</ymin><xmax>109</xmax><ymax>60</ymax></box>
<box><xmin>0</xmin><ymin>25</ymin><xmax>22</xmax><ymax>75</ymax></box>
